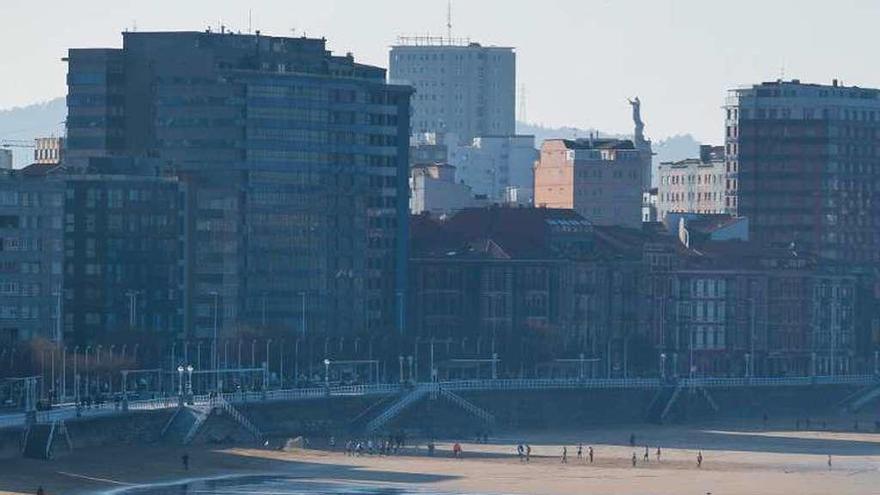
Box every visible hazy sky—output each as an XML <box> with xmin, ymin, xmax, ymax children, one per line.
<box><xmin>2</xmin><ymin>0</ymin><xmax>880</xmax><ymax>143</ymax></box>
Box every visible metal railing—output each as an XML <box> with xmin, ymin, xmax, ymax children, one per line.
<box><xmin>1</xmin><ymin>374</ymin><xmax>878</xmax><ymax>430</ymax></box>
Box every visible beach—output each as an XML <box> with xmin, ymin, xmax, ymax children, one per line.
<box><xmin>2</xmin><ymin>421</ymin><xmax>879</xmax><ymax>495</ymax></box>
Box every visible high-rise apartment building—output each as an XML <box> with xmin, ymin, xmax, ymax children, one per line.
<box><xmin>389</xmin><ymin>37</ymin><xmax>515</xmax><ymax>145</ymax></box>
<box><xmin>0</xmin><ymin>167</ymin><xmax>64</xmax><ymax>343</ymax></box>
<box><xmin>656</xmin><ymin>145</ymin><xmax>727</xmax><ymax>220</ymax></box>
<box><xmin>534</xmin><ymin>138</ymin><xmax>645</xmax><ymax>228</ymax></box>
<box><xmin>66</xmin><ymin>31</ymin><xmax>412</xmax><ymax>338</ymax></box>
<box><xmin>724</xmin><ymin>79</ymin><xmax>880</xmax><ymax>262</ymax></box>
<box><xmin>0</xmin><ymin>161</ymin><xmax>185</xmax><ymax>345</ymax></box>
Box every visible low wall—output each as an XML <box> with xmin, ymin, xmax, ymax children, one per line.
<box><xmin>0</xmin><ymin>384</ymin><xmax>873</xmax><ymax>459</ymax></box>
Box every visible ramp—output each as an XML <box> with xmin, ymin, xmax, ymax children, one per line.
<box><xmin>439</xmin><ymin>388</ymin><xmax>495</xmax><ymax>425</ymax></box>
<box><xmin>365</xmin><ymin>386</ymin><xmax>429</xmax><ymax>434</ymax></box>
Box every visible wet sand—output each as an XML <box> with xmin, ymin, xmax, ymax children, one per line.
<box><xmin>2</xmin><ymin>421</ymin><xmax>880</xmax><ymax>495</ymax></box>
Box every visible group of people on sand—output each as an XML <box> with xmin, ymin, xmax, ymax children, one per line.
<box><xmin>344</xmin><ymin>433</ymin><xmax>407</xmax><ymax>456</ymax></box>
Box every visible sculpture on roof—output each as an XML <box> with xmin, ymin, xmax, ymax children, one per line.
<box><xmin>628</xmin><ymin>97</ymin><xmax>646</xmax><ymax>145</ymax></box>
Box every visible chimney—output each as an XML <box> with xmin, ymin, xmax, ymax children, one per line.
<box><xmin>832</xmin><ymin>78</ymin><xmax>838</xmax><ymax>87</ymax></box>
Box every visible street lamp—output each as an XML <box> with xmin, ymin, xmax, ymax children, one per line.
<box><xmin>209</xmin><ymin>291</ymin><xmax>219</xmax><ymax>392</ymax></box>
<box><xmin>177</xmin><ymin>365</ymin><xmax>185</xmax><ymax>397</ymax></box>
<box><xmin>324</xmin><ymin>358</ymin><xmax>331</xmax><ymax>389</ymax></box>
<box><xmin>185</xmin><ymin>364</ymin><xmax>194</xmax><ymax>401</ymax></box>
<box><xmin>660</xmin><ymin>353</ymin><xmax>667</xmax><ymax>381</ymax></box>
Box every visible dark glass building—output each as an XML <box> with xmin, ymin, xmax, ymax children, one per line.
<box><xmin>62</xmin><ymin>169</ymin><xmax>185</xmax><ymax>344</ymax></box>
<box><xmin>66</xmin><ymin>31</ymin><xmax>412</xmax><ymax>338</ymax></box>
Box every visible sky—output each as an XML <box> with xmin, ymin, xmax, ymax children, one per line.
<box><xmin>2</xmin><ymin>0</ymin><xmax>880</xmax><ymax>143</ymax></box>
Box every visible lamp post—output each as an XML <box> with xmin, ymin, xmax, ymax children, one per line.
<box><xmin>660</xmin><ymin>353</ymin><xmax>667</xmax><ymax>381</ymax></box>
<box><xmin>398</xmin><ymin>355</ymin><xmax>404</xmax><ymax>383</ymax></box>
<box><xmin>407</xmin><ymin>355</ymin><xmax>414</xmax><ymax>384</ymax></box>
<box><xmin>177</xmin><ymin>365</ymin><xmax>184</xmax><ymax>397</ymax></box>
<box><xmin>874</xmin><ymin>350</ymin><xmax>879</xmax><ymax>376</ymax></box>
<box><xmin>185</xmin><ymin>365</ymin><xmax>194</xmax><ymax>403</ymax></box>
<box><xmin>299</xmin><ymin>291</ymin><xmax>306</xmax><ymax>339</ymax></box>
<box><xmin>324</xmin><ymin>358</ymin><xmax>331</xmax><ymax>389</ymax></box>
<box><xmin>265</xmin><ymin>339</ymin><xmax>272</xmax><ymax>389</ymax></box>
<box><xmin>745</xmin><ymin>353</ymin><xmax>752</xmax><ymax>378</ymax></box>
<box><xmin>210</xmin><ymin>291</ymin><xmax>219</xmax><ymax>392</ymax></box>
<box><xmin>492</xmin><ymin>352</ymin><xmax>498</xmax><ymax>380</ymax></box>
<box><xmin>84</xmin><ymin>346</ymin><xmax>92</xmax><ymax>398</ymax></box>
<box><xmin>279</xmin><ymin>339</ymin><xmax>285</xmax><ymax>389</ymax></box>
<box><xmin>294</xmin><ymin>339</ymin><xmax>301</xmax><ymax>387</ymax></box>
<box><xmin>121</xmin><ymin>370</ymin><xmax>129</xmax><ymax>411</ymax></box>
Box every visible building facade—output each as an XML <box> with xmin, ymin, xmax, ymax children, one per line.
<box><xmin>534</xmin><ymin>138</ymin><xmax>644</xmax><ymax>228</ymax></box>
<box><xmin>66</xmin><ymin>31</ymin><xmax>412</xmax><ymax>339</ymax></box>
<box><xmin>0</xmin><ymin>167</ymin><xmax>64</xmax><ymax>343</ymax></box>
<box><xmin>34</xmin><ymin>138</ymin><xmax>64</xmax><ymax>165</ymax></box>
<box><xmin>0</xmin><ymin>149</ymin><xmax>11</xmax><ymax>170</ymax></box>
<box><xmin>389</xmin><ymin>37</ymin><xmax>515</xmax><ymax>145</ymax></box>
<box><xmin>410</xmin><ymin>207</ymin><xmax>879</xmax><ymax>378</ymax></box>
<box><xmin>657</xmin><ymin>145</ymin><xmax>727</xmax><ymax>220</ymax></box>
<box><xmin>62</xmin><ymin>172</ymin><xmax>186</xmax><ymax>344</ymax></box>
<box><xmin>450</xmin><ymin>134</ymin><xmax>538</xmax><ymax>204</ymax></box>
<box><xmin>724</xmin><ymin>79</ymin><xmax>880</xmax><ymax>263</ymax></box>
<box><xmin>410</xmin><ymin>163</ymin><xmax>482</xmax><ymax>217</ymax></box>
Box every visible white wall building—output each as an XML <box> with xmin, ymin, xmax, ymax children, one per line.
<box><xmin>450</xmin><ymin>134</ymin><xmax>537</xmax><ymax>204</ymax></box>
<box><xmin>410</xmin><ymin>163</ymin><xmax>483</xmax><ymax>217</ymax></box>
<box><xmin>0</xmin><ymin>149</ymin><xmax>11</xmax><ymax>170</ymax></box>
<box><xmin>389</xmin><ymin>37</ymin><xmax>515</xmax><ymax>145</ymax></box>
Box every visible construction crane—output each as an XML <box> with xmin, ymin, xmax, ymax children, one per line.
<box><xmin>1</xmin><ymin>140</ymin><xmax>35</xmax><ymax>148</ymax></box>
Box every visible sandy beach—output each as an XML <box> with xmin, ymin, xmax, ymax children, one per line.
<box><xmin>2</xmin><ymin>421</ymin><xmax>879</xmax><ymax>495</ymax></box>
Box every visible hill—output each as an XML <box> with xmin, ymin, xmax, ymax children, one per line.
<box><xmin>0</xmin><ymin>97</ymin><xmax>66</xmax><ymax>167</ymax></box>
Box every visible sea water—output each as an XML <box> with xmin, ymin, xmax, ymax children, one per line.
<box><xmin>123</xmin><ymin>476</ymin><xmax>439</xmax><ymax>495</ymax></box>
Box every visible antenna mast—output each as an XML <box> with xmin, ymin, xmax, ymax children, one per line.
<box><xmin>518</xmin><ymin>84</ymin><xmax>527</xmax><ymax>123</ymax></box>
<box><xmin>446</xmin><ymin>0</ymin><xmax>452</xmax><ymax>42</ymax></box>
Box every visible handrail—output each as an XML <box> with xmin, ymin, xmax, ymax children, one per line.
<box><xmin>1</xmin><ymin>374</ymin><xmax>878</xmax><ymax>430</ymax></box>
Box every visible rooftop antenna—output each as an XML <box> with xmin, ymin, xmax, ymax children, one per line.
<box><xmin>518</xmin><ymin>84</ymin><xmax>527</xmax><ymax>123</ymax></box>
<box><xmin>132</xmin><ymin>20</ymin><xmax>137</xmax><ymax>32</ymax></box>
<box><xmin>446</xmin><ymin>0</ymin><xmax>452</xmax><ymax>42</ymax></box>
<box><xmin>779</xmin><ymin>57</ymin><xmax>786</xmax><ymax>80</ymax></box>
<box><xmin>248</xmin><ymin>9</ymin><xmax>252</xmax><ymax>34</ymax></box>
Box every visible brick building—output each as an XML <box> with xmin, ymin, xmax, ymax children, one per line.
<box><xmin>724</xmin><ymin>79</ymin><xmax>880</xmax><ymax>263</ymax></box>
<box><xmin>534</xmin><ymin>138</ymin><xmax>644</xmax><ymax>228</ymax></box>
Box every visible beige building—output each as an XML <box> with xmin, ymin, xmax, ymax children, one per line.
<box><xmin>34</xmin><ymin>137</ymin><xmax>64</xmax><ymax>165</ymax></box>
<box><xmin>657</xmin><ymin>145</ymin><xmax>726</xmax><ymax>220</ymax></box>
<box><xmin>534</xmin><ymin>138</ymin><xmax>643</xmax><ymax>228</ymax></box>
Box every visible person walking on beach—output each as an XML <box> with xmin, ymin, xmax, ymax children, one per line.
<box><xmin>644</xmin><ymin>446</ymin><xmax>649</xmax><ymax>463</ymax></box>
<box><xmin>36</xmin><ymin>487</ymin><xmax>44</xmax><ymax>495</ymax></box>
<box><xmin>697</xmin><ymin>451</ymin><xmax>703</xmax><ymax>468</ymax></box>
<box><xmin>577</xmin><ymin>443</ymin><xmax>583</xmax><ymax>460</ymax></box>
<box><xmin>181</xmin><ymin>453</ymin><xmax>190</xmax><ymax>471</ymax></box>
<box><xmin>561</xmin><ymin>446</ymin><xmax>568</xmax><ymax>464</ymax></box>
<box><xmin>631</xmin><ymin>452</ymin><xmax>637</xmax><ymax>467</ymax></box>
<box><xmin>453</xmin><ymin>442</ymin><xmax>462</xmax><ymax>458</ymax></box>
<box><xmin>526</xmin><ymin>444</ymin><xmax>532</xmax><ymax>462</ymax></box>
<box><xmin>517</xmin><ymin>444</ymin><xmax>524</xmax><ymax>462</ymax></box>
<box><xmin>827</xmin><ymin>455</ymin><xmax>832</xmax><ymax>470</ymax></box>
<box><xmin>588</xmin><ymin>446</ymin><xmax>594</xmax><ymax>464</ymax></box>
<box><xmin>656</xmin><ymin>446</ymin><xmax>662</xmax><ymax>462</ymax></box>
